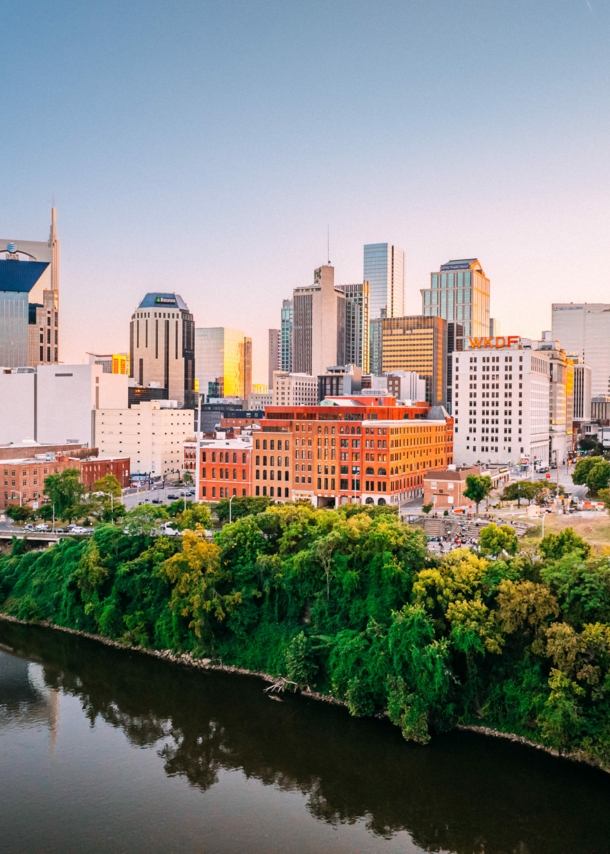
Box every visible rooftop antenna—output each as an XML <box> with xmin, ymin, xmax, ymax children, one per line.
<box><xmin>327</xmin><ymin>224</ymin><xmax>330</xmax><ymax>265</ymax></box>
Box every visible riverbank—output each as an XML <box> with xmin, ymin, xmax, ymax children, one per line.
<box><xmin>2</xmin><ymin>610</ymin><xmax>606</xmax><ymax>775</ymax></box>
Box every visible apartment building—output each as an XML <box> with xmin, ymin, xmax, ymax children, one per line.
<box><xmin>272</xmin><ymin>372</ymin><xmax>318</xmax><ymax>406</ymax></box>
<box><xmin>196</xmin><ymin>436</ymin><xmax>253</xmax><ymax>501</ymax></box>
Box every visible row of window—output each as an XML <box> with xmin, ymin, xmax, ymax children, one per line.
<box><xmin>202</xmin><ymin>468</ymin><xmax>247</xmax><ymax>480</ymax></box>
<box><xmin>201</xmin><ymin>451</ymin><xmax>248</xmax><ymax>463</ymax></box>
<box><xmin>255</xmin><ymin>439</ymin><xmax>289</xmax><ymax>450</ymax></box>
<box><xmin>201</xmin><ymin>487</ymin><xmax>247</xmax><ymax>498</ymax></box>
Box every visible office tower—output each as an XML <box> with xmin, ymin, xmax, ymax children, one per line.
<box><xmin>337</xmin><ymin>281</ymin><xmax>370</xmax><ymax>370</ymax></box>
<box><xmin>281</xmin><ymin>299</ymin><xmax>293</xmax><ymax>371</ymax></box>
<box><xmin>452</xmin><ymin>339</ymin><xmax>553</xmax><ymax>468</ymax></box>
<box><xmin>369</xmin><ymin>314</ymin><xmax>385</xmax><ymax>376</ymax></box>
<box><xmin>445</xmin><ymin>321</ymin><xmax>464</xmax><ymax>414</ymax></box>
<box><xmin>363</xmin><ymin>243</ymin><xmax>405</xmax><ymax>319</ymax></box>
<box><xmin>317</xmin><ymin>365</ymin><xmax>362</xmax><ymax>401</ymax></box>
<box><xmin>292</xmin><ymin>266</ymin><xmax>346</xmax><ymax>376</ymax></box>
<box><xmin>268</xmin><ymin>329</ymin><xmax>280</xmax><ymax>389</ymax></box>
<box><xmin>552</xmin><ymin>304</ymin><xmax>610</xmax><ymax>398</ymax></box>
<box><xmin>381</xmin><ymin>316</ymin><xmax>447</xmax><ymax>406</ymax></box>
<box><xmin>195</xmin><ymin>327</ymin><xmax>252</xmax><ymax>400</ymax></box>
<box><xmin>538</xmin><ymin>334</ymin><xmax>574</xmax><ymax>465</ymax></box>
<box><xmin>421</xmin><ymin>258</ymin><xmax>490</xmax><ymax>348</ymax></box>
<box><xmin>0</xmin><ymin>208</ymin><xmax>60</xmax><ymax>368</ymax></box>
<box><xmin>490</xmin><ymin>318</ymin><xmax>501</xmax><ymax>336</ymax></box>
<box><xmin>573</xmin><ymin>361</ymin><xmax>592</xmax><ymax>421</ymax></box>
<box><xmin>272</xmin><ymin>372</ymin><xmax>318</xmax><ymax>406</ymax></box>
<box><xmin>130</xmin><ymin>293</ymin><xmax>195</xmax><ymax>408</ymax></box>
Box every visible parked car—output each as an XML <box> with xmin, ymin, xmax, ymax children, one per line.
<box><xmin>167</xmin><ymin>494</ymin><xmax>178</xmax><ymax>500</ymax></box>
<box><xmin>151</xmin><ymin>498</ymin><xmax>162</xmax><ymax>504</ymax></box>
<box><xmin>35</xmin><ymin>523</ymin><xmax>50</xmax><ymax>532</ymax></box>
<box><xmin>25</xmin><ymin>523</ymin><xmax>36</xmax><ymax>531</ymax></box>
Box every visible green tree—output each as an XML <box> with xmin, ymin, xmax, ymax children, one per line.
<box><xmin>539</xmin><ymin>528</ymin><xmax>591</xmax><ymax>561</ymax></box>
<box><xmin>597</xmin><ymin>488</ymin><xmax>610</xmax><ymax>509</ymax></box>
<box><xmin>44</xmin><ymin>468</ymin><xmax>85</xmax><ymax>522</ymax></box>
<box><xmin>501</xmin><ymin>480</ymin><xmax>541</xmax><ymax>507</ymax></box>
<box><xmin>572</xmin><ymin>457</ymin><xmax>599</xmax><ymax>485</ymax></box>
<box><xmin>5</xmin><ymin>504</ymin><xmax>33</xmax><ymax>524</ymax></box>
<box><xmin>92</xmin><ymin>474</ymin><xmax>122</xmax><ymax>498</ymax></box>
<box><xmin>215</xmin><ymin>496</ymin><xmax>273</xmax><ymax>523</ymax></box>
<box><xmin>123</xmin><ymin>504</ymin><xmax>169</xmax><ymax>537</ymax></box>
<box><xmin>174</xmin><ymin>503</ymin><xmax>212</xmax><ymax>531</ymax></box>
<box><xmin>183</xmin><ymin>471</ymin><xmax>193</xmax><ymax>484</ymax></box>
<box><xmin>421</xmin><ymin>503</ymin><xmax>433</xmax><ymax>515</ymax></box>
<box><xmin>463</xmin><ymin>474</ymin><xmax>493</xmax><ymax>513</ymax></box>
<box><xmin>479</xmin><ymin>523</ymin><xmax>519</xmax><ymax>557</ymax></box>
<box><xmin>585</xmin><ymin>459</ymin><xmax>610</xmax><ymax>495</ymax></box>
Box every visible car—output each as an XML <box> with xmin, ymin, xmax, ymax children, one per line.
<box><xmin>187</xmin><ymin>489</ymin><xmax>195</xmax><ymax>496</ymax></box>
<box><xmin>55</xmin><ymin>528</ymin><xmax>65</xmax><ymax>533</ymax></box>
<box><xmin>151</xmin><ymin>498</ymin><xmax>162</xmax><ymax>504</ymax></box>
<box><xmin>35</xmin><ymin>523</ymin><xmax>50</xmax><ymax>532</ymax></box>
<box><xmin>25</xmin><ymin>523</ymin><xmax>36</xmax><ymax>531</ymax></box>
<box><xmin>167</xmin><ymin>494</ymin><xmax>178</xmax><ymax>500</ymax></box>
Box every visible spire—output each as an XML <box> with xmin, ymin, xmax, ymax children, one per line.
<box><xmin>48</xmin><ymin>205</ymin><xmax>59</xmax><ymax>292</ymax></box>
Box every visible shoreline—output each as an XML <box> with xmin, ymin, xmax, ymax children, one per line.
<box><xmin>0</xmin><ymin>611</ymin><xmax>606</xmax><ymax>774</ymax></box>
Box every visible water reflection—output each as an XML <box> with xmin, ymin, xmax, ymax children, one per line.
<box><xmin>1</xmin><ymin>621</ymin><xmax>609</xmax><ymax>854</ymax></box>
<box><xmin>0</xmin><ymin>642</ymin><xmax>59</xmax><ymax>741</ymax></box>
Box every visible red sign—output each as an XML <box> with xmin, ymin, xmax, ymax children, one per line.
<box><xmin>546</xmin><ymin>473</ymin><xmax>551</xmax><ymax>479</ymax></box>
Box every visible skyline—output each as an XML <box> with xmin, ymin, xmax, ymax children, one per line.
<box><xmin>2</xmin><ymin>1</ymin><xmax>610</xmax><ymax>382</ymax></box>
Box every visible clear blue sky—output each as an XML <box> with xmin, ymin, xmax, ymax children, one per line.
<box><xmin>2</xmin><ymin>0</ymin><xmax>609</xmax><ymax>383</ymax></box>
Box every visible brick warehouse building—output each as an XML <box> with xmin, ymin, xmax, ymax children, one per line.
<box><xmin>194</xmin><ymin>396</ymin><xmax>453</xmax><ymax>508</ymax></box>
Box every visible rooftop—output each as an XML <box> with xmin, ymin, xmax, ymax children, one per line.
<box><xmin>137</xmin><ymin>293</ymin><xmax>189</xmax><ymax>311</ymax></box>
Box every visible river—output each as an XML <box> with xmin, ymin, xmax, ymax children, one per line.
<box><xmin>0</xmin><ymin>621</ymin><xmax>609</xmax><ymax>854</ymax></box>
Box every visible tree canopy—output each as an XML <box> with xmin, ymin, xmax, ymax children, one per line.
<box><xmin>463</xmin><ymin>475</ymin><xmax>493</xmax><ymax>511</ymax></box>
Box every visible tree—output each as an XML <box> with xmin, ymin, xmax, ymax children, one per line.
<box><xmin>578</xmin><ymin>436</ymin><xmax>601</xmax><ymax>453</ymax></box>
<box><xmin>214</xmin><ymin>496</ymin><xmax>273</xmax><ymax>523</ymax></box>
<box><xmin>92</xmin><ymin>474</ymin><xmax>122</xmax><ymax>498</ymax></box>
<box><xmin>5</xmin><ymin>504</ymin><xmax>33</xmax><ymax>524</ymax></box>
<box><xmin>44</xmin><ymin>468</ymin><xmax>85</xmax><ymax>522</ymax></box>
<box><xmin>183</xmin><ymin>471</ymin><xmax>193</xmax><ymax>484</ymax></box>
<box><xmin>585</xmin><ymin>460</ymin><xmax>610</xmax><ymax>495</ymax></box>
<box><xmin>501</xmin><ymin>480</ymin><xmax>541</xmax><ymax>507</ymax></box>
<box><xmin>539</xmin><ymin>528</ymin><xmax>591</xmax><ymax>561</ymax></box>
<box><xmin>463</xmin><ymin>474</ymin><xmax>493</xmax><ymax>513</ymax></box>
<box><xmin>598</xmin><ymin>488</ymin><xmax>610</xmax><ymax>510</ymax></box>
<box><xmin>123</xmin><ymin>504</ymin><xmax>169</xmax><ymax>537</ymax></box>
<box><xmin>421</xmin><ymin>503</ymin><xmax>433</xmax><ymax>515</ymax></box>
<box><xmin>174</xmin><ymin>503</ymin><xmax>212</xmax><ymax>531</ymax></box>
<box><xmin>572</xmin><ymin>457</ymin><xmax>599</xmax><ymax>486</ymax></box>
<box><xmin>479</xmin><ymin>523</ymin><xmax>519</xmax><ymax>557</ymax></box>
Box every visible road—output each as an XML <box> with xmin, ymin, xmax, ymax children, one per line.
<box><xmin>122</xmin><ymin>483</ymin><xmax>195</xmax><ymax>510</ymax></box>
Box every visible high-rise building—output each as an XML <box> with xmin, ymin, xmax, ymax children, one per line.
<box><xmin>421</xmin><ymin>258</ymin><xmax>490</xmax><ymax>347</ymax></box>
<box><xmin>539</xmin><ymin>334</ymin><xmax>574</xmax><ymax>465</ymax></box>
<box><xmin>381</xmin><ymin>316</ymin><xmax>447</xmax><ymax>406</ymax></box>
<box><xmin>551</xmin><ymin>304</ymin><xmax>610</xmax><ymax>398</ymax></box>
<box><xmin>452</xmin><ymin>337</ymin><xmax>555</xmax><ymax>469</ymax></box>
<box><xmin>369</xmin><ymin>313</ymin><xmax>385</xmax><ymax>377</ymax></box>
<box><xmin>280</xmin><ymin>299</ymin><xmax>293</xmax><ymax>371</ymax></box>
<box><xmin>337</xmin><ymin>281</ymin><xmax>370</xmax><ymax>371</ymax></box>
<box><xmin>0</xmin><ymin>208</ymin><xmax>60</xmax><ymax>368</ymax></box>
<box><xmin>292</xmin><ymin>266</ymin><xmax>346</xmax><ymax>376</ymax></box>
<box><xmin>130</xmin><ymin>293</ymin><xmax>195</xmax><ymax>408</ymax></box>
<box><xmin>573</xmin><ymin>361</ymin><xmax>592</xmax><ymax>422</ymax></box>
<box><xmin>272</xmin><ymin>371</ymin><xmax>318</xmax><ymax>406</ymax></box>
<box><xmin>363</xmin><ymin>244</ymin><xmax>405</xmax><ymax>320</ymax></box>
<box><xmin>195</xmin><ymin>327</ymin><xmax>252</xmax><ymax>400</ymax></box>
<box><xmin>268</xmin><ymin>329</ymin><xmax>280</xmax><ymax>389</ymax></box>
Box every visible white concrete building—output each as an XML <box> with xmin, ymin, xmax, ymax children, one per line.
<box><xmin>247</xmin><ymin>392</ymin><xmax>272</xmax><ymax>410</ymax></box>
<box><xmin>292</xmin><ymin>266</ymin><xmax>346</xmax><ymax>377</ymax></box>
<box><xmin>552</xmin><ymin>303</ymin><xmax>610</xmax><ymax>399</ymax></box>
<box><xmin>452</xmin><ymin>339</ymin><xmax>551</xmax><ymax>469</ymax></box>
<box><xmin>272</xmin><ymin>372</ymin><xmax>318</xmax><ymax>406</ymax></box>
<box><xmin>0</xmin><ymin>364</ymin><xmax>127</xmax><ymax>447</ymax></box>
<box><xmin>95</xmin><ymin>400</ymin><xmax>192</xmax><ymax>478</ymax></box>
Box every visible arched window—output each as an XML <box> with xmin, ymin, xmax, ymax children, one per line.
<box><xmin>378</xmin><ymin>467</ymin><xmax>387</xmax><ymax>476</ymax></box>
<box><xmin>242</xmin><ymin>453</ymin><xmax>246</xmax><ymax>464</ymax></box>
<box><xmin>365</xmin><ymin>467</ymin><xmax>374</xmax><ymax>475</ymax></box>
<box><xmin>270</xmin><ymin>440</ymin><xmax>275</xmax><ymax>450</ymax></box>
<box><xmin>378</xmin><ymin>497</ymin><xmax>386</xmax><ymax>506</ymax></box>
<box><xmin>256</xmin><ymin>440</ymin><xmax>260</xmax><ymax>450</ymax></box>
<box><xmin>233</xmin><ymin>453</ymin><xmax>237</xmax><ymax>463</ymax></box>
<box><xmin>365</xmin><ymin>497</ymin><xmax>374</xmax><ymax>504</ymax></box>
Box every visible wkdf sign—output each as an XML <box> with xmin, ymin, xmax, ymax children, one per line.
<box><xmin>468</xmin><ymin>336</ymin><xmax>520</xmax><ymax>349</ymax></box>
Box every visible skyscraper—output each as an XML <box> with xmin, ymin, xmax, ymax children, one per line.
<box><xmin>195</xmin><ymin>327</ymin><xmax>252</xmax><ymax>400</ymax></box>
<box><xmin>268</xmin><ymin>328</ymin><xmax>280</xmax><ymax>389</ymax></box>
<box><xmin>363</xmin><ymin>243</ymin><xmax>405</xmax><ymax>320</ymax></box>
<box><xmin>381</xmin><ymin>315</ymin><xmax>447</xmax><ymax>406</ymax></box>
<box><xmin>0</xmin><ymin>208</ymin><xmax>60</xmax><ymax>367</ymax></box>
<box><xmin>280</xmin><ymin>299</ymin><xmax>293</xmax><ymax>372</ymax></box>
<box><xmin>337</xmin><ymin>281</ymin><xmax>370</xmax><ymax>371</ymax></box>
<box><xmin>421</xmin><ymin>258</ymin><xmax>490</xmax><ymax>413</ymax></box>
<box><xmin>292</xmin><ymin>266</ymin><xmax>346</xmax><ymax>376</ymax></box>
<box><xmin>130</xmin><ymin>293</ymin><xmax>195</xmax><ymax>407</ymax></box>
<box><xmin>551</xmin><ymin>303</ymin><xmax>610</xmax><ymax>398</ymax></box>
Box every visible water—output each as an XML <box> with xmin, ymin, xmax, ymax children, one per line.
<box><xmin>0</xmin><ymin>622</ymin><xmax>609</xmax><ymax>854</ymax></box>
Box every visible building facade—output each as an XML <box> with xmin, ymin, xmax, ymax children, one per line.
<box><xmin>551</xmin><ymin>303</ymin><xmax>610</xmax><ymax>399</ymax></box>
<box><xmin>95</xmin><ymin>400</ymin><xmax>192</xmax><ymax>479</ymax></box>
<box><xmin>195</xmin><ymin>327</ymin><xmax>252</xmax><ymax>400</ymax></box>
<box><xmin>88</xmin><ymin>353</ymin><xmax>130</xmax><ymax>375</ymax></box>
<box><xmin>538</xmin><ymin>335</ymin><xmax>574</xmax><ymax>465</ymax></box>
<box><xmin>268</xmin><ymin>328</ymin><xmax>280</xmax><ymax>390</ymax></box>
<box><xmin>385</xmin><ymin>371</ymin><xmax>426</xmax><ymax>402</ymax></box>
<box><xmin>363</xmin><ymin>243</ymin><xmax>405</xmax><ymax>320</ymax></box>
<box><xmin>280</xmin><ymin>299</ymin><xmax>293</xmax><ymax>372</ymax></box>
<box><xmin>251</xmin><ymin>397</ymin><xmax>453</xmax><ymax>507</ymax></box>
<box><xmin>337</xmin><ymin>281</ymin><xmax>370</xmax><ymax>371</ymax></box>
<box><xmin>381</xmin><ymin>315</ymin><xmax>447</xmax><ymax>407</ymax></box>
<box><xmin>0</xmin><ymin>208</ymin><xmax>60</xmax><ymax>368</ymax></box>
<box><xmin>130</xmin><ymin>292</ymin><xmax>195</xmax><ymax>408</ymax></box>
<box><xmin>196</xmin><ymin>436</ymin><xmax>252</xmax><ymax>501</ymax></box>
<box><xmin>292</xmin><ymin>266</ymin><xmax>346</xmax><ymax>376</ymax></box>
<box><xmin>573</xmin><ymin>362</ymin><xmax>592</xmax><ymax>422</ymax></box>
<box><xmin>421</xmin><ymin>258</ymin><xmax>490</xmax><ymax>350</ymax></box>
<box><xmin>272</xmin><ymin>372</ymin><xmax>318</xmax><ymax>406</ymax></box>
<box><xmin>452</xmin><ymin>338</ymin><xmax>552</xmax><ymax>469</ymax></box>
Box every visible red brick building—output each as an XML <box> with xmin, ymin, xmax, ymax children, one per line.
<box><xmin>197</xmin><ymin>437</ymin><xmax>252</xmax><ymax>501</ymax></box>
<box><xmin>80</xmin><ymin>457</ymin><xmax>131</xmax><ymax>491</ymax></box>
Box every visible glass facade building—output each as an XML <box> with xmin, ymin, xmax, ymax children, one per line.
<box><xmin>280</xmin><ymin>299</ymin><xmax>293</xmax><ymax>372</ymax></box>
<box><xmin>421</xmin><ymin>259</ymin><xmax>490</xmax><ymax>414</ymax></box>
<box><xmin>195</xmin><ymin>327</ymin><xmax>252</xmax><ymax>401</ymax></box>
<box><xmin>381</xmin><ymin>315</ymin><xmax>447</xmax><ymax>406</ymax></box>
<box><xmin>363</xmin><ymin>243</ymin><xmax>405</xmax><ymax>320</ymax></box>
<box><xmin>336</xmin><ymin>281</ymin><xmax>370</xmax><ymax>371</ymax></box>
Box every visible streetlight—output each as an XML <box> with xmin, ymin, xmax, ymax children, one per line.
<box><xmin>229</xmin><ymin>494</ymin><xmax>234</xmax><ymax>524</ymax></box>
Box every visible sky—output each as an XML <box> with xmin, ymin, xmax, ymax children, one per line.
<box><xmin>1</xmin><ymin>0</ymin><xmax>610</xmax><ymax>385</ymax></box>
